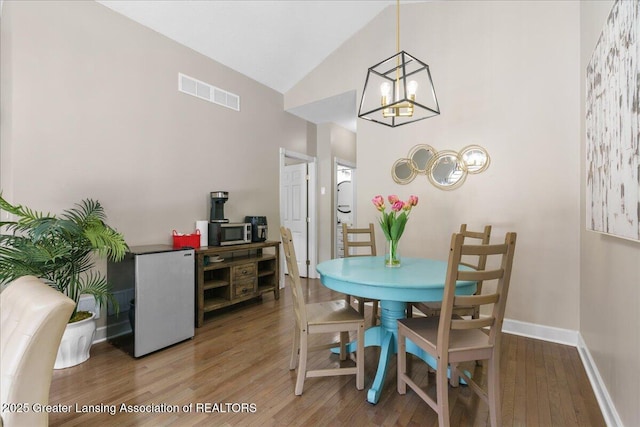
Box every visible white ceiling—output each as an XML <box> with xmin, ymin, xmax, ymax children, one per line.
<box><xmin>96</xmin><ymin>1</ymin><xmax>425</xmax><ymax>132</ymax></box>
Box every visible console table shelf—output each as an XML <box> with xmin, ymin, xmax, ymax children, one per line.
<box><xmin>195</xmin><ymin>241</ymin><xmax>280</xmax><ymax>327</ymax></box>
<box><xmin>203</xmin><ymin>280</ymin><xmax>228</xmax><ymax>290</ymax></box>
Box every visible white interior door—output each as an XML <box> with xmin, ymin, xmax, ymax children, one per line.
<box><xmin>281</xmin><ymin>162</ymin><xmax>309</xmax><ymax>277</ymax></box>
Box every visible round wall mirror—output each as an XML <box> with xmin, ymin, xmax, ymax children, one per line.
<box><xmin>427</xmin><ymin>151</ymin><xmax>467</xmax><ymax>190</ymax></box>
<box><xmin>391</xmin><ymin>158</ymin><xmax>417</xmax><ymax>184</ymax></box>
<box><xmin>460</xmin><ymin>145</ymin><xmax>490</xmax><ymax>174</ymax></box>
<box><xmin>408</xmin><ymin>144</ymin><xmax>436</xmax><ymax>174</ymax></box>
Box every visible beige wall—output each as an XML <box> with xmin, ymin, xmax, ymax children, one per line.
<box><xmin>288</xmin><ymin>0</ymin><xmax>582</xmax><ymax>330</ymax></box>
<box><xmin>580</xmin><ymin>2</ymin><xmax>640</xmax><ymax>426</ymax></box>
<box><xmin>1</xmin><ymin>0</ymin><xmax>309</xmax><ymax>244</ymax></box>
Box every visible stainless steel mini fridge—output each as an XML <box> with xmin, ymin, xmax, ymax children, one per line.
<box><xmin>107</xmin><ymin>245</ymin><xmax>195</xmax><ymax>357</ymax></box>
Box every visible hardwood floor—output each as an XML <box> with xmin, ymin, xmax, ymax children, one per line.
<box><xmin>49</xmin><ymin>278</ymin><xmax>605</xmax><ymax>426</ymax></box>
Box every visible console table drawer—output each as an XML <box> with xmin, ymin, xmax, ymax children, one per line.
<box><xmin>232</xmin><ymin>263</ymin><xmax>256</xmax><ymax>280</ymax></box>
<box><xmin>234</xmin><ymin>278</ymin><xmax>256</xmax><ymax>297</ymax></box>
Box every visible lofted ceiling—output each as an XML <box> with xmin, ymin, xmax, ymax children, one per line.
<box><xmin>97</xmin><ymin>0</ymin><xmax>399</xmax><ymax>94</ymax></box>
<box><xmin>96</xmin><ymin>1</ymin><xmax>426</xmax><ymax>132</ymax></box>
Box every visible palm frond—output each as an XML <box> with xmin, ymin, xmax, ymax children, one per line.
<box><xmin>61</xmin><ymin>199</ymin><xmax>106</xmax><ymax>225</ymax></box>
<box><xmin>84</xmin><ymin>223</ymin><xmax>128</xmax><ymax>261</ymax></box>
<box><xmin>0</xmin><ymin>194</ymin><xmax>53</xmax><ymax>231</ymax></box>
<box><xmin>74</xmin><ymin>271</ymin><xmax>120</xmax><ymax>314</ymax></box>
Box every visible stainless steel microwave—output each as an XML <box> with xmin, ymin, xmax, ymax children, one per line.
<box><xmin>208</xmin><ymin>222</ymin><xmax>251</xmax><ymax>246</ymax></box>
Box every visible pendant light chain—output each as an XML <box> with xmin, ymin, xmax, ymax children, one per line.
<box><xmin>396</xmin><ymin>0</ymin><xmax>400</xmax><ymax>54</ymax></box>
<box><xmin>395</xmin><ymin>0</ymin><xmax>401</xmax><ymax>95</ymax></box>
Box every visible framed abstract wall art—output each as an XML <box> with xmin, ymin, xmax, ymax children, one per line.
<box><xmin>586</xmin><ymin>0</ymin><xmax>639</xmax><ymax>241</ymax></box>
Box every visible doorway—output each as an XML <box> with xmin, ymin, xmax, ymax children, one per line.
<box><xmin>334</xmin><ymin>158</ymin><xmax>356</xmax><ymax>259</ymax></box>
<box><xmin>279</xmin><ymin>148</ymin><xmax>318</xmax><ymax>279</ymax></box>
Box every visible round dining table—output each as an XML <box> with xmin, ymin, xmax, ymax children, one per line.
<box><xmin>316</xmin><ymin>256</ymin><xmax>476</xmax><ymax>404</ymax></box>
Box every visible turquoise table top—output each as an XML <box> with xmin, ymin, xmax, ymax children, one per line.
<box><xmin>316</xmin><ymin>256</ymin><xmax>477</xmax><ymax>302</ymax></box>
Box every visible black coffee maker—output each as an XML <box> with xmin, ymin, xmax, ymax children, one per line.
<box><xmin>210</xmin><ymin>191</ymin><xmax>229</xmax><ymax>223</ymax></box>
<box><xmin>245</xmin><ymin>216</ymin><xmax>267</xmax><ymax>242</ymax></box>
<box><xmin>208</xmin><ymin>191</ymin><xmax>229</xmax><ymax>246</ymax></box>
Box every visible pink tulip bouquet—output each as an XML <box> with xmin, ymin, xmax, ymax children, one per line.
<box><xmin>372</xmin><ymin>194</ymin><xmax>419</xmax><ymax>267</ymax></box>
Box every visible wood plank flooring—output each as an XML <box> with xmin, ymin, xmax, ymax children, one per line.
<box><xmin>48</xmin><ymin>278</ymin><xmax>605</xmax><ymax>426</ymax></box>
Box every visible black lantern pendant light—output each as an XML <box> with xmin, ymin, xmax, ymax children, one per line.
<box><xmin>358</xmin><ymin>0</ymin><xmax>440</xmax><ymax>127</ymax></box>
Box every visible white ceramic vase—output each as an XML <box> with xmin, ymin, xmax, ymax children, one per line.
<box><xmin>54</xmin><ymin>313</ymin><xmax>96</xmax><ymax>369</ymax></box>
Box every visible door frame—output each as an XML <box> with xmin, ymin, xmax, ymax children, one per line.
<box><xmin>279</xmin><ymin>148</ymin><xmax>318</xmax><ymax>280</ymax></box>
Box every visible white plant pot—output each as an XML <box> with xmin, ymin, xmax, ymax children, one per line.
<box><xmin>54</xmin><ymin>312</ymin><xmax>96</xmax><ymax>369</ymax></box>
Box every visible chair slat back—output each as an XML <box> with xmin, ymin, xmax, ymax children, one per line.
<box><xmin>451</xmin><ymin>316</ymin><xmax>495</xmax><ymax>330</ymax></box>
<box><xmin>459</xmin><ymin>224</ymin><xmax>492</xmax><ymax>293</ymax></box>
<box><xmin>437</xmin><ymin>231</ymin><xmax>517</xmax><ymax>355</ymax></box>
<box><xmin>280</xmin><ymin>226</ymin><xmax>307</xmax><ymax>326</ymax></box>
<box><xmin>454</xmin><ymin>293</ymin><xmax>499</xmax><ymax>308</ymax></box>
<box><xmin>458</xmin><ymin>268</ymin><xmax>505</xmax><ymax>282</ymax></box>
<box><xmin>342</xmin><ymin>223</ymin><xmax>377</xmax><ymax>257</ymax></box>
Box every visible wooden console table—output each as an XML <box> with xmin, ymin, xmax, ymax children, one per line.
<box><xmin>195</xmin><ymin>241</ymin><xmax>280</xmax><ymax>327</ymax></box>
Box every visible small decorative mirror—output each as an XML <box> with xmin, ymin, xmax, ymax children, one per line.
<box><xmin>391</xmin><ymin>144</ymin><xmax>489</xmax><ymax>190</ymax></box>
<box><xmin>391</xmin><ymin>158</ymin><xmax>417</xmax><ymax>184</ymax></box>
<box><xmin>427</xmin><ymin>151</ymin><xmax>467</xmax><ymax>190</ymax></box>
<box><xmin>408</xmin><ymin>144</ymin><xmax>436</xmax><ymax>174</ymax></box>
<box><xmin>460</xmin><ymin>145</ymin><xmax>490</xmax><ymax>174</ymax></box>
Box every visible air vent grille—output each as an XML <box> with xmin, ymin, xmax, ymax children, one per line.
<box><xmin>178</xmin><ymin>73</ymin><xmax>240</xmax><ymax>111</ymax></box>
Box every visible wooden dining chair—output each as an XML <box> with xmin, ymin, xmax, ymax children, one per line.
<box><xmin>280</xmin><ymin>226</ymin><xmax>364</xmax><ymax>396</ymax></box>
<box><xmin>410</xmin><ymin>223</ymin><xmax>492</xmax><ymax>319</ymax></box>
<box><xmin>397</xmin><ymin>231</ymin><xmax>517</xmax><ymax>427</ymax></box>
<box><xmin>342</xmin><ymin>223</ymin><xmax>380</xmax><ymax>326</ymax></box>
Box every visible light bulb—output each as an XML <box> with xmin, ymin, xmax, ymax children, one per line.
<box><xmin>380</xmin><ymin>82</ymin><xmax>392</xmax><ymax>98</ymax></box>
<box><xmin>407</xmin><ymin>80</ymin><xmax>418</xmax><ymax>97</ymax></box>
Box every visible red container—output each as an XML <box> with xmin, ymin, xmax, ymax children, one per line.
<box><xmin>172</xmin><ymin>229</ymin><xmax>201</xmax><ymax>249</ymax></box>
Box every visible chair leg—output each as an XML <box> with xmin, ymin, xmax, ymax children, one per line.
<box><xmin>289</xmin><ymin>327</ymin><xmax>300</xmax><ymax>370</ymax></box>
<box><xmin>473</xmin><ymin>307</ymin><xmax>483</xmax><ymax>366</ymax></box>
<box><xmin>356</xmin><ymin>323</ymin><xmax>364</xmax><ymax>390</ymax></box>
<box><xmin>357</xmin><ymin>299</ymin><xmax>365</xmax><ymax>317</ymax></box>
<box><xmin>488</xmin><ymin>354</ymin><xmax>502</xmax><ymax>427</ymax></box>
<box><xmin>436</xmin><ymin>357</ymin><xmax>451</xmax><ymax>426</ymax></box>
<box><xmin>339</xmin><ymin>331</ymin><xmax>349</xmax><ymax>361</ymax></box>
<box><xmin>449</xmin><ymin>362</ymin><xmax>460</xmax><ymax>387</ymax></box>
<box><xmin>294</xmin><ymin>333</ymin><xmax>308</xmax><ymax>396</ymax></box>
<box><xmin>397</xmin><ymin>330</ymin><xmax>407</xmax><ymax>395</ymax></box>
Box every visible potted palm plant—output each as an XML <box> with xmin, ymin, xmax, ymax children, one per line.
<box><xmin>0</xmin><ymin>194</ymin><xmax>128</xmax><ymax>368</ymax></box>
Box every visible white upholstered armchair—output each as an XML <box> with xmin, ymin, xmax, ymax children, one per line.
<box><xmin>1</xmin><ymin>276</ymin><xmax>74</xmax><ymax>427</ymax></box>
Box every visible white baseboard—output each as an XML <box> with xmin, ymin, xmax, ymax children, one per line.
<box><xmin>577</xmin><ymin>334</ymin><xmax>624</xmax><ymax>427</ymax></box>
<box><xmin>502</xmin><ymin>318</ymin><xmax>579</xmax><ymax>346</ymax></box>
<box><xmin>93</xmin><ymin>319</ymin><xmax>130</xmax><ymax>344</ymax></box>
<box><xmin>502</xmin><ymin>317</ymin><xmax>622</xmax><ymax>427</ymax></box>
<box><xmin>94</xmin><ymin>325</ymin><xmax>108</xmax><ymax>343</ymax></box>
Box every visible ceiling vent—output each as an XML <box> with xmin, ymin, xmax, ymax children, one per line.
<box><xmin>178</xmin><ymin>73</ymin><xmax>240</xmax><ymax>112</ymax></box>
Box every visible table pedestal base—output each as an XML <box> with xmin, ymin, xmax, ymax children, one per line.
<box><xmin>332</xmin><ymin>300</ymin><xmax>463</xmax><ymax>404</ymax></box>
